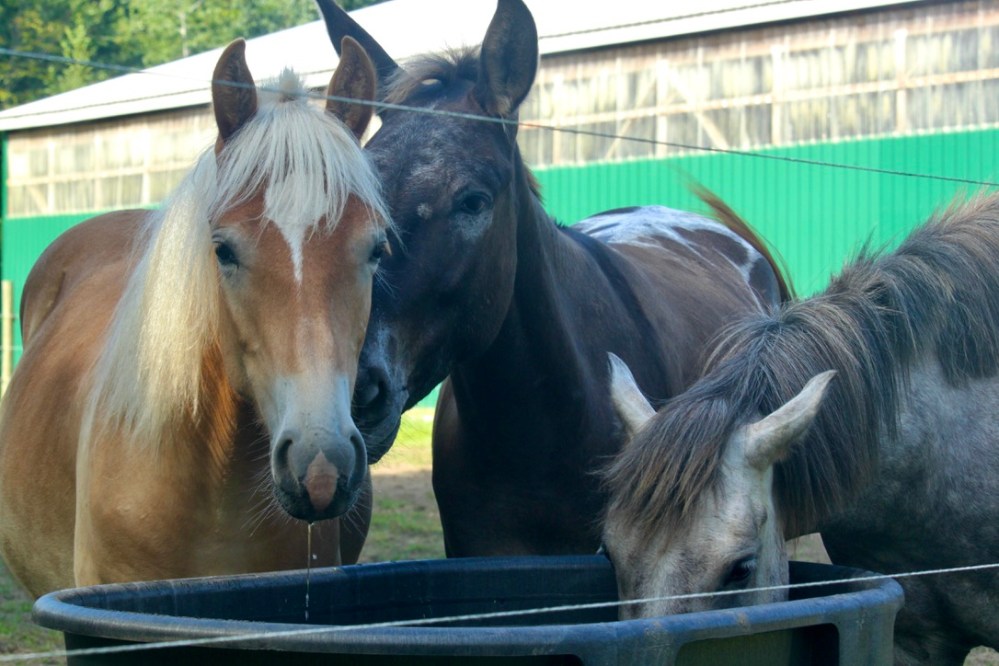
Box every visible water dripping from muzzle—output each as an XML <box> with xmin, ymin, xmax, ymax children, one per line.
<box><xmin>305</xmin><ymin>521</ymin><xmax>313</xmax><ymax>621</ymax></box>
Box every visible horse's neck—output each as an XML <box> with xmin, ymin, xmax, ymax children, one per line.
<box><xmin>148</xmin><ymin>345</ymin><xmax>242</xmax><ymax>486</ymax></box>
<box><xmin>800</xmin><ymin>357</ymin><xmax>999</xmax><ymax>538</ymax></box>
<box><xmin>449</xmin><ymin>173</ymin><xmax>620</xmax><ymax>442</ymax></box>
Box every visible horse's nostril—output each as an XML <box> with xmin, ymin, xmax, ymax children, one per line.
<box><xmin>355</xmin><ymin>381</ymin><xmax>380</xmax><ymax>407</ymax></box>
<box><xmin>274</xmin><ymin>435</ymin><xmax>295</xmax><ymax>467</ymax></box>
<box><xmin>355</xmin><ymin>367</ymin><xmax>389</xmax><ymax>411</ymax></box>
<box><xmin>350</xmin><ymin>428</ymin><xmax>365</xmax><ymax>451</ymax></box>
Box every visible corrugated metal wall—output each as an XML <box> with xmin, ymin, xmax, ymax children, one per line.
<box><xmin>2</xmin><ymin>126</ymin><xmax>995</xmax><ymax>369</ymax></box>
<box><xmin>535</xmin><ymin>126</ymin><xmax>999</xmax><ymax>295</ymax></box>
<box><xmin>2</xmin><ymin>212</ymin><xmax>94</xmax><ymax>364</ymax></box>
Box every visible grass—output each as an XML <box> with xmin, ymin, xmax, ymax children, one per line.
<box><xmin>361</xmin><ymin>409</ymin><xmax>444</xmax><ymax>562</ymax></box>
<box><xmin>359</xmin><ymin>407</ymin><xmax>445</xmax><ymax>563</ymax></box>
<box><xmin>0</xmin><ymin>562</ymin><xmax>62</xmax><ymax>663</ymax></box>
<box><xmin>0</xmin><ymin>407</ymin><xmax>994</xmax><ymax>664</ymax></box>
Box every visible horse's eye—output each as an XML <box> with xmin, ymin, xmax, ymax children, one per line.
<box><xmin>458</xmin><ymin>192</ymin><xmax>491</xmax><ymax>216</ymax></box>
<box><xmin>722</xmin><ymin>556</ymin><xmax>756</xmax><ymax>589</ymax></box>
<box><xmin>215</xmin><ymin>241</ymin><xmax>238</xmax><ymax>269</ymax></box>
<box><xmin>369</xmin><ymin>239</ymin><xmax>390</xmax><ymax>265</ymax></box>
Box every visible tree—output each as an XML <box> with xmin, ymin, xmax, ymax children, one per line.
<box><xmin>0</xmin><ymin>0</ymin><xmax>386</xmax><ymax>110</ymax></box>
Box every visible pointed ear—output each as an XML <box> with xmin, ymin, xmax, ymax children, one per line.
<box><xmin>474</xmin><ymin>0</ymin><xmax>538</xmax><ymax>120</ymax></box>
<box><xmin>608</xmin><ymin>353</ymin><xmax>655</xmax><ymax>439</ymax></box>
<box><xmin>315</xmin><ymin>0</ymin><xmax>398</xmax><ymax>93</ymax></box>
<box><xmin>744</xmin><ymin>371</ymin><xmax>835</xmax><ymax>471</ymax></box>
<box><xmin>212</xmin><ymin>39</ymin><xmax>257</xmax><ymax>147</ymax></box>
<box><xmin>327</xmin><ymin>36</ymin><xmax>377</xmax><ymax>140</ymax></box>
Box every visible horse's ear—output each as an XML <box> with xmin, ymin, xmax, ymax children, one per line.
<box><xmin>327</xmin><ymin>37</ymin><xmax>377</xmax><ymax>140</ymax></box>
<box><xmin>212</xmin><ymin>39</ymin><xmax>257</xmax><ymax>148</ymax></box>
<box><xmin>316</xmin><ymin>0</ymin><xmax>398</xmax><ymax>95</ymax></box>
<box><xmin>744</xmin><ymin>370</ymin><xmax>835</xmax><ymax>471</ymax></box>
<box><xmin>474</xmin><ymin>0</ymin><xmax>538</xmax><ymax>120</ymax></box>
<box><xmin>608</xmin><ymin>353</ymin><xmax>655</xmax><ymax>439</ymax></box>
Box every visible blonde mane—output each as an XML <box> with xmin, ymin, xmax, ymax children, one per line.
<box><xmin>82</xmin><ymin>69</ymin><xmax>388</xmax><ymax>454</ymax></box>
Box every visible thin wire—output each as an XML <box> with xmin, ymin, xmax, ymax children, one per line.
<box><xmin>1</xmin><ymin>46</ymin><xmax>997</xmax><ymax>188</ymax></box>
<box><xmin>0</xmin><ymin>47</ymin><xmax>154</xmax><ymax>79</ymax></box>
<box><xmin>541</xmin><ymin>0</ymin><xmax>801</xmax><ymax>40</ymax></box>
<box><xmin>2</xmin><ymin>561</ymin><xmax>996</xmax><ymax>663</ymax></box>
<box><xmin>0</xmin><ymin>39</ymin><xmax>997</xmax><ymax>664</ymax></box>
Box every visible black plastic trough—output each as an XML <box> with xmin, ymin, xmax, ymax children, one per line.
<box><xmin>34</xmin><ymin>556</ymin><xmax>903</xmax><ymax>665</ymax></box>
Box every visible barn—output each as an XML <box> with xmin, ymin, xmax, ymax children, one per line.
<box><xmin>0</xmin><ymin>0</ymin><xmax>995</xmax><ymax>386</ymax></box>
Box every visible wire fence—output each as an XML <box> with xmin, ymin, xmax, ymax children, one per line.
<box><xmin>1</xmin><ymin>36</ymin><xmax>998</xmax><ymax>665</ymax></box>
<box><xmin>2</xmin><ymin>45</ymin><xmax>999</xmax><ymax>189</ymax></box>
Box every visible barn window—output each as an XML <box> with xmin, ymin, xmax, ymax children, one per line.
<box><xmin>519</xmin><ymin>0</ymin><xmax>999</xmax><ymax>167</ymax></box>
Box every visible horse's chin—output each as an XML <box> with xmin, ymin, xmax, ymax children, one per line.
<box><xmin>361</xmin><ymin>415</ymin><xmax>402</xmax><ymax>464</ymax></box>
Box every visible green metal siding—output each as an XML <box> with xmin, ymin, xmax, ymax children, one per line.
<box><xmin>1</xmin><ymin>127</ymin><xmax>995</xmax><ymax>378</ymax></box>
<box><xmin>536</xmin><ymin>128</ymin><xmax>999</xmax><ymax>295</ymax></box>
<box><xmin>1</xmin><ymin>133</ymin><xmax>7</xmax><ymax>221</ymax></box>
<box><xmin>2</xmin><ymin>213</ymin><xmax>95</xmax><ymax>363</ymax></box>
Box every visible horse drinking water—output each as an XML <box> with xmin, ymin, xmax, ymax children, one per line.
<box><xmin>0</xmin><ymin>38</ymin><xmax>389</xmax><ymax>596</ymax></box>
<box><xmin>319</xmin><ymin>0</ymin><xmax>790</xmax><ymax>556</ymax></box>
<box><xmin>605</xmin><ymin>193</ymin><xmax>999</xmax><ymax>664</ymax></box>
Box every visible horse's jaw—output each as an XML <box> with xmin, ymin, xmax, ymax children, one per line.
<box><xmin>352</xmin><ymin>363</ymin><xmax>407</xmax><ymax>464</ymax></box>
<box><xmin>352</xmin><ymin>326</ymin><xmax>412</xmax><ymax>464</ymax></box>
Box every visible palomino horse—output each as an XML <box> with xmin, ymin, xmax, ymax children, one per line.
<box><xmin>0</xmin><ymin>38</ymin><xmax>390</xmax><ymax>597</ymax></box>
<box><xmin>605</xmin><ymin>193</ymin><xmax>999</xmax><ymax>664</ymax></box>
<box><xmin>318</xmin><ymin>0</ymin><xmax>790</xmax><ymax>556</ymax></box>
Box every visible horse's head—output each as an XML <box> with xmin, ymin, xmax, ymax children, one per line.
<box><xmin>317</xmin><ymin>0</ymin><xmax>539</xmax><ymax>460</ymax></box>
<box><xmin>601</xmin><ymin>354</ymin><xmax>835</xmax><ymax>618</ymax></box>
<box><xmin>209</xmin><ymin>39</ymin><xmax>388</xmax><ymax>521</ymax></box>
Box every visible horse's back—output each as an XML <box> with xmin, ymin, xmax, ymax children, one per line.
<box><xmin>0</xmin><ymin>210</ymin><xmax>144</xmax><ymax>595</ymax></box>
<box><xmin>821</xmin><ymin>358</ymin><xmax>999</xmax><ymax>662</ymax></box>
<box><xmin>573</xmin><ymin>205</ymin><xmax>782</xmax><ymax>384</ymax></box>
<box><xmin>576</xmin><ymin>205</ymin><xmax>782</xmax><ymax>307</ymax></box>
<box><xmin>21</xmin><ymin>210</ymin><xmax>147</xmax><ymax>345</ymax></box>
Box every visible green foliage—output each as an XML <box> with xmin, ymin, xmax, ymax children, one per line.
<box><xmin>0</xmin><ymin>0</ymin><xmax>386</xmax><ymax>110</ymax></box>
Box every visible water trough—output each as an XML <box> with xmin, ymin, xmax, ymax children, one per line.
<box><xmin>34</xmin><ymin>555</ymin><xmax>903</xmax><ymax>665</ymax></box>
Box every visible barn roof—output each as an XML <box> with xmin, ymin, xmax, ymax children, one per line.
<box><xmin>0</xmin><ymin>0</ymin><xmax>922</xmax><ymax>132</ymax></box>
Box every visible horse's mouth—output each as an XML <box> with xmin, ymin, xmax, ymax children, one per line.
<box><xmin>274</xmin><ymin>474</ymin><xmax>363</xmax><ymax>523</ymax></box>
<box><xmin>271</xmin><ymin>437</ymin><xmax>369</xmax><ymax>523</ymax></box>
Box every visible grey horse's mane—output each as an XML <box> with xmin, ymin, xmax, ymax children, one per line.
<box><xmin>605</xmin><ymin>191</ymin><xmax>999</xmax><ymax>537</ymax></box>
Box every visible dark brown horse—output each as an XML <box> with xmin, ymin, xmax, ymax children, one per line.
<box><xmin>319</xmin><ymin>0</ymin><xmax>789</xmax><ymax>556</ymax></box>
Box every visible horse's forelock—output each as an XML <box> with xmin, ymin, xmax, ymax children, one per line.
<box><xmin>604</xmin><ymin>385</ymin><xmax>742</xmax><ymax>538</ymax></box>
<box><xmin>214</xmin><ymin>70</ymin><xmax>388</xmax><ymax>237</ymax></box>
<box><xmin>82</xmin><ymin>170</ymin><xmax>222</xmax><ymax>455</ymax></box>
<box><xmin>383</xmin><ymin>47</ymin><xmax>480</xmax><ymax>106</ymax></box>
